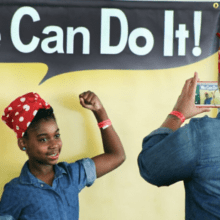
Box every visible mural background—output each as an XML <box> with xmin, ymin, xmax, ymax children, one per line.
<box><xmin>0</xmin><ymin>1</ymin><xmax>219</xmax><ymax>219</ymax></box>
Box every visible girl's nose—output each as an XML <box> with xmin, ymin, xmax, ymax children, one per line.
<box><xmin>49</xmin><ymin>139</ymin><xmax>60</xmax><ymax>149</ymax></box>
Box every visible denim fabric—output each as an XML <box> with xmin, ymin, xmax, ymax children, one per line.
<box><xmin>0</xmin><ymin>216</ymin><xmax>15</xmax><ymax>220</ymax></box>
<box><xmin>138</xmin><ymin>113</ymin><xmax>220</xmax><ymax>220</ymax></box>
<box><xmin>0</xmin><ymin>158</ymin><xmax>96</xmax><ymax>220</ymax></box>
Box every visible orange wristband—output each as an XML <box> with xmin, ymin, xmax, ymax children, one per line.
<box><xmin>169</xmin><ymin>111</ymin><xmax>185</xmax><ymax>123</ymax></box>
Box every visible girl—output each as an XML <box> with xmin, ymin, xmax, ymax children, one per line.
<box><xmin>0</xmin><ymin>91</ymin><xmax>125</xmax><ymax>220</ymax></box>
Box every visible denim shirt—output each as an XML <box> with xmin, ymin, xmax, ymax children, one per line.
<box><xmin>0</xmin><ymin>158</ymin><xmax>96</xmax><ymax>220</ymax></box>
<box><xmin>138</xmin><ymin>113</ymin><xmax>220</xmax><ymax>220</ymax></box>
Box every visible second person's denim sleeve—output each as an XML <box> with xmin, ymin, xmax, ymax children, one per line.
<box><xmin>138</xmin><ymin>122</ymin><xmax>199</xmax><ymax>187</ymax></box>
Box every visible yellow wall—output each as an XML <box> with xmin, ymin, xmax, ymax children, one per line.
<box><xmin>0</xmin><ymin>52</ymin><xmax>217</xmax><ymax>219</ymax></box>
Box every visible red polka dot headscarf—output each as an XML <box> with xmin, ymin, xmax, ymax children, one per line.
<box><xmin>2</xmin><ymin>92</ymin><xmax>51</xmax><ymax>138</ymax></box>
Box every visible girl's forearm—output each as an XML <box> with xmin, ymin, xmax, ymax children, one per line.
<box><xmin>92</xmin><ymin>107</ymin><xmax>125</xmax><ymax>178</ymax></box>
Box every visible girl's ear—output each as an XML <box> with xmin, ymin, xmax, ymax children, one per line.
<box><xmin>17</xmin><ymin>138</ymin><xmax>27</xmax><ymax>151</ymax></box>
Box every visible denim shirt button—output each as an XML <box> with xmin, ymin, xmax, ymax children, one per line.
<box><xmin>41</xmin><ymin>184</ymin><xmax>44</xmax><ymax>187</ymax></box>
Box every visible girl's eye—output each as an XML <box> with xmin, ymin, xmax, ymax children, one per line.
<box><xmin>39</xmin><ymin>138</ymin><xmax>47</xmax><ymax>142</ymax></box>
<box><xmin>55</xmin><ymin>134</ymin><xmax>60</xmax><ymax>138</ymax></box>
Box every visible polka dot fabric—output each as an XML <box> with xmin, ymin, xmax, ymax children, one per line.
<box><xmin>2</xmin><ymin>92</ymin><xmax>51</xmax><ymax>138</ymax></box>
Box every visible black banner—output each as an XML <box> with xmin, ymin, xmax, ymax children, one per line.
<box><xmin>0</xmin><ymin>1</ymin><xmax>219</xmax><ymax>83</ymax></box>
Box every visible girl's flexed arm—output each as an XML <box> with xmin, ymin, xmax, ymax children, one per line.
<box><xmin>79</xmin><ymin>91</ymin><xmax>125</xmax><ymax>178</ymax></box>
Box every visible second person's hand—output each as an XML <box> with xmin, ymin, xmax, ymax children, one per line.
<box><xmin>173</xmin><ymin>72</ymin><xmax>210</xmax><ymax>120</ymax></box>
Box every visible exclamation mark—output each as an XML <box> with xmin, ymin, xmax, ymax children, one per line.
<box><xmin>192</xmin><ymin>11</ymin><xmax>202</xmax><ymax>57</ymax></box>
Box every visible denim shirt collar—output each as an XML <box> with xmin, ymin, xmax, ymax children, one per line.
<box><xmin>19</xmin><ymin>161</ymin><xmax>67</xmax><ymax>185</ymax></box>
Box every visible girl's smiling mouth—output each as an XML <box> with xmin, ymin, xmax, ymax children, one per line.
<box><xmin>48</xmin><ymin>152</ymin><xmax>59</xmax><ymax>160</ymax></box>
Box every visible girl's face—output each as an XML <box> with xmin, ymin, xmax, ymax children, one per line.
<box><xmin>24</xmin><ymin>118</ymin><xmax>62</xmax><ymax>166</ymax></box>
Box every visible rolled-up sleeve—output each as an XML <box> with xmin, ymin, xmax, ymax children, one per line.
<box><xmin>138</xmin><ymin>122</ymin><xmax>199</xmax><ymax>187</ymax></box>
<box><xmin>81</xmin><ymin>158</ymin><xmax>97</xmax><ymax>187</ymax></box>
